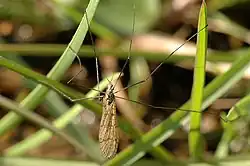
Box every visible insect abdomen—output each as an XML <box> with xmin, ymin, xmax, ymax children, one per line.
<box><xmin>99</xmin><ymin>88</ymin><xmax>119</xmax><ymax>160</ymax></box>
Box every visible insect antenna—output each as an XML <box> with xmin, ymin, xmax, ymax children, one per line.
<box><xmin>85</xmin><ymin>11</ymin><xmax>102</xmax><ymax>100</ymax></box>
<box><xmin>85</xmin><ymin>11</ymin><xmax>101</xmax><ymax>92</ymax></box>
<box><xmin>114</xmin><ymin>24</ymin><xmax>208</xmax><ymax>94</ymax></box>
<box><xmin>113</xmin><ymin>4</ymin><xmax>136</xmax><ymax>89</ymax></box>
<box><xmin>109</xmin><ymin>22</ymin><xmax>230</xmax><ymax>122</ymax></box>
<box><xmin>66</xmin><ymin>45</ymin><xmax>83</xmax><ymax>84</ymax></box>
<box><xmin>66</xmin><ymin>10</ymin><xmax>104</xmax><ymax>99</ymax></box>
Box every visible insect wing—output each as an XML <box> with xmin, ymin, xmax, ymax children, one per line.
<box><xmin>99</xmin><ymin>85</ymin><xmax>119</xmax><ymax>159</ymax></box>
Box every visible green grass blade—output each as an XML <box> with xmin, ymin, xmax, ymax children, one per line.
<box><xmin>189</xmin><ymin>0</ymin><xmax>208</xmax><ymax>159</ymax></box>
<box><xmin>1</xmin><ymin>43</ymin><xmax>247</xmax><ymax>63</ymax></box>
<box><xmin>104</xmin><ymin>46</ymin><xmax>250</xmax><ymax>166</ymax></box>
<box><xmin>0</xmin><ymin>0</ymin><xmax>100</xmax><ymax>136</ymax></box>
<box><xmin>225</xmin><ymin>95</ymin><xmax>250</xmax><ymax>122</ymax></box>
<box><xmin>215</xmin><ymin>117</ymin><xmax>234</xmax><ymax>158</ymax></box>
<box><xmin>128</xmin><ymin>57</ymin><xmax>150</xmax><ymax>103</ymax></box>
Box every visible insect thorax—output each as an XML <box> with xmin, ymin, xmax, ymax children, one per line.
<box><xmin>106</xmin><ymin>84</ymin><xmax>115</xmax><ymax>105</ymax></box>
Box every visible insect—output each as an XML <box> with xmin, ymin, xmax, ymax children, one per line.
<box><xmin>98</xmin><ymin>83</ymin><xmax>119</xmax><ymax>159</ymax></box>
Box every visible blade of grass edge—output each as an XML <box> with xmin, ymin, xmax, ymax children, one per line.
<box><xmin>189</xmin><ymin>0</ymin><xmax>207</xmax><ymax>159</ymax></box>
<box><xmin>0</xmin><ymin>43</ymin><xmax>245</xmax><ymax>63</ymax></box>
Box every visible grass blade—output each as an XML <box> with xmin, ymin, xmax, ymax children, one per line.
<box><xmin>0</xmin><ymin>43</ymin><xmax>246</xmax><ymax>63</ymax></box>
<box><xmin>189</xmin><ymin>0</ymin><xmax>208</xmax><ymax>159</ymax></box>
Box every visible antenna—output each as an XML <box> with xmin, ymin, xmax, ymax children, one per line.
<box><xmin>114</xmin><ymin>25</ymin><xmax>208</xmax><ymax>94</ymax></box>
